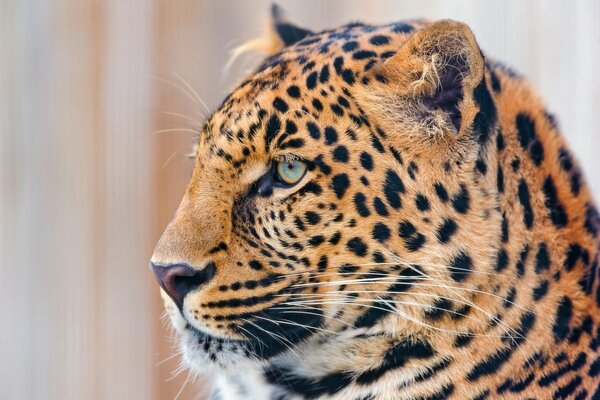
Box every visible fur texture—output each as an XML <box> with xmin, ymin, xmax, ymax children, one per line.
<box><xmin>151</xmin><ymin>8</ymin><xmax>600</xmax><ymax>400</ymax></box>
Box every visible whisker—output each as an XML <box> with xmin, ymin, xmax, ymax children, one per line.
<box><xmin>151</xmin><ymin>75</ymin><xmax>207</xmax><ymax>117</ymax></box>
<box><xmin>161</xmin><ymin>111</ymin><xmax>204</xmax><ymax>127</ymax></box>
<box><xmin>170</xmin><ymin>71</ymin><xmax>212</xmax><ymax>115</ymax></box>
<box><xmin>154</xmin><ymin>128</ymin><xmax>200</xmax><ymax>135</ymax></box>
<box><xmin>240</xmin><ymin>317</ymin><xmax>303</xmax><ymax>360</ymax></box>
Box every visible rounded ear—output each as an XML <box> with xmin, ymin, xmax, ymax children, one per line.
<box><xmin>359</xmin><ymin>20</ymin><xmax>496</xmax><ymax>144</ymax></box>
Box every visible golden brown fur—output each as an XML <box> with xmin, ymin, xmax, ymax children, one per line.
<box><xmin>151</xmin><ymin>7</ymin><xmax>600</xmax><ymax>399</ymax></box>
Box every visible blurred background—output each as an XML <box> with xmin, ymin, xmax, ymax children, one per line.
<box><xmin>1</xmin><ymin>1</ymin><xmax>598</xmax><ymax>399</ymax></box>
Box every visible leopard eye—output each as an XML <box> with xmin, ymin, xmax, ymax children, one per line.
<box><xmin>275</xmin><ymin>159</ymin><xmax>307</xmax><ymax>186</ymax></box>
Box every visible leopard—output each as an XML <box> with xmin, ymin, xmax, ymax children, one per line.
<box><xmin>150</xmin><ymin>5</ymin><xmax>600</xmax><ymax>399</ymax></box>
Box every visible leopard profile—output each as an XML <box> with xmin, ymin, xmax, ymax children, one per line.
<box><xmin>151</xmin><ymin>6</ymin><xmax>600</xmax><ymax>399</ymax></box>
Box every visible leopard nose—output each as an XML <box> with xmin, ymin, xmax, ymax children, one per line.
<box><xmin>150</xmin><ymin>262</ymin><xmax>216</xmax><ymax>308</ymax></box>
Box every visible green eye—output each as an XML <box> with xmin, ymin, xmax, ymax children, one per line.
<box><xmin>275</xmin><ymin>159</ymin><xmax>307</xmax><ymax>185</ymax></box>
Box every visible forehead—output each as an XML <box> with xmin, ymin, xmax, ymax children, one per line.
<box><xmin>200</xmin><ymin>21</ymin><xmax>420</xmax><ymax>158</ymax></box>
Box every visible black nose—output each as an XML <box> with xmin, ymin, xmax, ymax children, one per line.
<box><xmin>150</xmin><ymin>262</ymin><xmax>216</xmax><ymax>308</ymax></box>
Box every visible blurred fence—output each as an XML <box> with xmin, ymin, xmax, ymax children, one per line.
<box><xmin>1</xmin><ymin>1</ymin><xmax>598</xmax><ymax>399</ymax></box>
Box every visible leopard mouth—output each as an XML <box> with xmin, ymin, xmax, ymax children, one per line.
<box><xmin>182</xmin><ymin>304</ymin><xmax>324</xmax><ymax>364</ymax></box>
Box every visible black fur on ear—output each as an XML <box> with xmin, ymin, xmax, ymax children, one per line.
<box><xmin>271</xmin><ymin>4</ymin><xmax>313</xmax><ymax>46</ymax></box>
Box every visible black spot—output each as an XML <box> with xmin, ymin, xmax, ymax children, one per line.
<box><xmin>332</xmin><ymin>146</ymin><xmax>349</xmax><ymax>162</ymax></box>
<box><xmin>415</xmin><ymin>194</ymin><xmax>430</xmax><ymax>211</ymax></box>
<box><xmin>372</xmin><ymin>223</ymin><xmax>391</xmax><ymax>243</ymax></box>
<box><xmin>501</xmin><ymin>214</ymin><xmax>509</xmax><ymax>243</ymax></box>
<box><xmin>437</xmin><ymin>219</ymin><xmax>457</xmax><ymax>243</ymax></box>
<box><xmin>355</xmin><ymin>339</ymin><xmax>434</xmax><ymax>384</ymax></box>
<box><xmin>308</xmin><ymin>235</ymin><xmax>325</xmax><ymax>247</ymax></box>
<box><xmin>516</xmin><ymin>244</ymin><xmax>529</xmax><ymax>278</ymax></box>
<box><xmin>553</xmin><ymin>296</ymin><xmax>572</xmax><ymax>342</ymax></box>
<box><xmin>299</xmin><ymin>181</ymin><xmax>323</xmax><ymax>196</ymax></box>
<box><xmin>248</xmin><ymin>260</ymin><xmax>263</xmax><ymax>271</ymax></box>
<box><xmin>331</xmin><ymin>174</ymin><xmax>350</xmax><ymax>199</ymax></box>
<box><xmin>495</xmin><ymin>249</ymin><xmax>509</xmax><ymax>272</ymax></box>
<box><xmin>424</xmin><ymin>298</ymin><xmax>453</xmax><ymax>321</ymax></box>
<box><xmin>451</xmin><ymin>184</ymin><xmax>470</xmax><ymax>214</ymax></box>
<box><xmin>475</xmin><ymin>158</ymin><xmax>487</xmax><ymax>175</ymax></box>
<box><xmin>354</xmin><ymin>193</ymin><xmax>371</xmax><ymax>217</ymax></box>
<box><xmin>496</xmin><ymin>129</ymin><xmax>505</xmax><ymax>150</ymax></box>
<box><xmin>265</xmin><ymin>114</ymin><xmax>281</xmax><ymax>150</ymax></box>
<box><xmin>306</xmin><ymin>71</ymin><xmax>318</xmax><ymax>89</ymax></box>
<box><xmin>398</xmin><ymin>220</ymin><xmax>426</xmax><ymax>252</ymax></box>
<box><xmin>360</xmin><ymin>152</ymin><xmax>373</xmax><ymax>171</ymax></box>
<box><xmin>304</xmin><ymin>211</ymin><xmax>321</xmax><ymax>225</ymax></box>
<box><xmin>329</xmin><ymin>232</ymin><xmax>341</xmax><ymax>245</ymax></box>
<box><xmin>389</xmin><ymin>146</ymin><xmax>403</xmax><ymax>165</ymax></box>
<box><xmin>353</xmin><ymin>50</ymin><xmax>377</xmax><ymax>60</ymax></box>
<box><xmin>280</xmin><ymin>138</ymin><xmax>305</xmax><ymax>150</ymax></box>
<box><xmin>324</xmin><ymin>126</ymin><xmax>338</xmax><ymax>145</ymax></box>
<box><xmin>455</xmin><ymin>334</ymin><xmax>474</xmax><ymax>348</ymax></box>
<box><xmin>489</xmin><ymin>69</ymin><xmax>501</xmax><ymax>92</ymax></box>
<box><xmin>317</xmin><ymin>256</ymin><xmax>328</xmax><ymax>273</ymax></box>
<box><xmin>319</xmin><ymin>64</ymin><xmax>330</xmax><ymax>83</ymax></box>
<box><xmin>564</xmin><ymin>243</ymin><xmax>586</xmax><ymax>271</ymax></box>
<box><xmin>272</xmin><ymin>97</ymin><xmax>289</xmax><ymax>113</ymax></box>
<box><xmin>369</xmin><ymin>35</ymin><xmax>390</xmax><ymax>45</ymax></box>
<box><xmin>383</xmin><ymin>169</ymin><xmax>405</xmax><ymax>209</ymax></box>
<box><xmin>342</xmin><ymin>41</ymin><xmax>358</xmax><ymax>52</ymax></box>
<box><xmin>542</xmin><ymin>176</ymin><xmax>568</xmax><ymax>228</ymax></box>
<box><xmin>341</xmin><ymin>69</ymin><xmax>355</xmax><ymax>85</ymax></box>
<box><xmin>337</xmin><ymin>95</ymin><xmax>350</xmax><ymax>109</ymax></box>
<box><xmin>584</xmin><ymin>203</ymin><xmax>600</xmax><ymax>237</ymax></box>
<box><xmin>503</xmin><ymin>286</ymin><xmax>517</xmax><ymax>308</ymax></box>
<box><xmin>287</xmin><ymin>85</ymin><xmax>301</xmax><ymax>98</ymax></box>
<box><xmin>391</xmin><ymin>23</ymin><xmax>414</xmax><ymax>33</ymax></box>
<box><xmin>533</xmin><ymin>280</ymin><xmax>549</xmax><ymax>300</ymax></box>
<box><xmin>518</xmin><ymin>179</ymin><xmax>534</xmax><ymax>229</ymax></box>
<box><xmin>373</xmin><ymin>197</ymin><xmax>388</xmax><ymax>216</ymax></box>
<box><xmin>535</xmin><ymin>243</ymin><xmax>551</xmax><ymax>274</ymax></box>
<box><xmin>503</xmin><ymin>153</ymin><xmax>517</xmax><ymax>170</ymax></box>
<box><xmin>472</xmin><ymin>78</ymin><xmax>497</xmax><ymax>143</ymax></box>
<box><xmin>450</xmin><ymin>251</ymin><xmax>472</xmax><ymax>282</ymax></box>
<box><xmin>347</xmin><ymin>237</ymin><xmax>368</xmax><ymax>257</ymax></box>
<box><xmin>516</xmin><ymin>113</ymin><xmax>544</xmax><ymax>166</ymax></box>
<box><xmin>312</xmin><ymin>98</ymin><xmax>323</xmax><ymax>112</ymax></box>
<box><xmin>331</xmin><ymin>103</ymin><xmax>344</xmax><ymax>116</ymax></box>
<box><xmin>370</xmin><ymin>135</ymin><xmax>385</xmax><ymax>153</ymax></box>
<box><xmin>434</xmin><ymin>183</ymin><xmax>449</xmax><ymax>203</ymax></box>
<box><xmin>306</xmin><ymin>122</ymin><xmax>321</xmax><ymax>139</ymax></box>
<box><xmin>284</xmin><ymin>120</ymin><xmax>297</xmax><ymax>134</ymax></box>
<box><xmin>264</xmin><ymin>366</ymin><xmax>353</xmax><ymax>398</ymax></box>
<box><xmin>497</xmin><ymin>165</ymin><xmax>504</xmax><ymax>193</ymax></box>
<box><xmin>589</xmin><ymin>356</ymin><xmax>600</xmax><ymax>377</ymax></box>
<box><xmin>333</xmin><ymin>56</ymin><xmax>344</xmax><ymax>73</ymax></box>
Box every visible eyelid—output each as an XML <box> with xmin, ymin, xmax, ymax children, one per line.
<box><xmin>273</xmin><ymin>153</ymin><xmax>303</xmax><ymax>163</ymax></box>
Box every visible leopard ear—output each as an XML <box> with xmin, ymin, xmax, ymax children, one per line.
<box><xmin>230</xmin><ymin>4</ymin><xmax>314</xmax><ymax>59</ymax></box>
<box><xmin>270</xmin><ymin>4</ymin><xmax>313</xmax><ymax>48</ymax></box>
<box><xmin>361</xmin><ymin>20</ymin><xmax>496</xmax><ymax>143</ymax></box>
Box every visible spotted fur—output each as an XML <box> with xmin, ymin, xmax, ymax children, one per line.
<box><xmin>151</xmin><ymin>6</ymin><xmax>600</xmax><ymax>399</ymax></box>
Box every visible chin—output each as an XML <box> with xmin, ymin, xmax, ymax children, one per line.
<box><xmin>179</xmin><ymin>324</ymin><xmax>266</xmax><ymax>372</ymax></box>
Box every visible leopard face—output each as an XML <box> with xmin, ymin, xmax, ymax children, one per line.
<box><xmin>151</xmin><ymin>6</ymin><xmax>600</xmax><ymax>400</ymax></box>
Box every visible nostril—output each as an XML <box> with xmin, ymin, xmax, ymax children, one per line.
<box><xmin>150</xmin><ymin>262</ymin><xmax>216</xmax><ymax>309</ymax></box>
<box><xmin>171</xmin><ymin>262</ymin><xmax>216</xmax><ymax>298</ymax></box>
